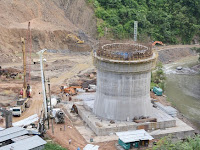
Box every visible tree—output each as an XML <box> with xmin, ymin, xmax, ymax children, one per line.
<box><xmin>151</xmin><ymin>62</ymin><xmax>166</xmax><ymax>91</ymax></box>
<box><xmin>152</xmin><ymin>135</ymin><xmax>200</xmax><ymax>150</ymax></box>
<box><xmin>92</xmin><ymin>0</ymin><xmax>200</xmax><ymax>43</ymax></box>
<box><xmin>191</xmin><ymin>47</ymin><xmax>200</xmax><ymax>61</ymax></box>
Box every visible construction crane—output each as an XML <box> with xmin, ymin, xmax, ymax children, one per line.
<box><xmin>20</xmin><ymin>22</ymin><xmax>32</xmax><ymax>98</ymax></box>
<box><xmin>12</xmin><ymin>38</ymin><xmax>31</xmax><ymax>117</ymax></box>
<box><xmin>20</xmin><ymin>37</ymin><xmax>31</xmax><ymax>98</ymax></box>
<box><xmin>37</xmin><ymin>49</ymin><xmax>48</xmax><ymax>119</ymax></box>
<box><xmin>0</xmin><ymin>108</ymin><xmax>12</xmax><ymax>128</ymax></box>
<box><xmin>21</xmin><ymin>37</ymin><xmax>27</xmax><ymax>98</ymax></box>
<box><xmin>26</xmin><ymin>22</ymin><xmax>32</xmax><ymax>83</ymax></box>
<box><xmin>66</xmin><ymin>34</ymin><xmax>84</xmax><ymax>44</ymax></box>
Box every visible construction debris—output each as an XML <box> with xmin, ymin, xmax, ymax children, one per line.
<box><xmin>154</xmin><ymin>102</ymin><xmax>177</xmax><ymax>117</ymax></box>
<box><xmin>134</xmin><ymin>118</ymin><xmax>157</xmax><ymax>123</ymax></box>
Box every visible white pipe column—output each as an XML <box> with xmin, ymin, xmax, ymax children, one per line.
<box><xmin>37</xmin><ymin>49</ymin><xmax>47</xmax><ymax>119</ymax></box>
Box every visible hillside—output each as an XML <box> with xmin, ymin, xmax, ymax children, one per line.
<box><xmin>89</xmin><ymin>0</ymin><xmax>200</xmax><ymax>44</ymax></box>
<box><xmin>0</xmin><ymin>0</ymin><xmax>97</xmax><ymax>63</ymax></box>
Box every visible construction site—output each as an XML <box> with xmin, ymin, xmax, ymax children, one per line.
<box><xmin>0</xmin><ymin>1</ymin><xmax>200</xmax><ymax>150</ymax></box>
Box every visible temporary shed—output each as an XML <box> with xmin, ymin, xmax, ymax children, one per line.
<box><xmin>0</xmin><ymin>127</ymin><xmax>4</xmax><ymax>131</ymax></box>
<box><xmin>116</xmin><ymin>129</ymin><xmax>154</xmax><ymax>150</ymax></box>
<box><xmin>0</xmin><ymin>135</ymin><xmax>46</xmax><ymax>150</ymax></box>
<box><xmin>0</xmin><ymin>127</ymin><xmax>28</xmax><ymax>143</ymax></box>
<box><xmin>0</xmin><ymin>127</ymin><xmax>46</xmax><ymax>150</ymax></box>
<box><xmin>83</xmin><ymin>144</ymin><xmax>99</xmax><ymax>150</ymax></box>
<box><xmin>12</xmin><ymin>114</ymin><xmax>39</xmax><ymax>127</ymax></box>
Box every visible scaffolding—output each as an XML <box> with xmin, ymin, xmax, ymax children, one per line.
<box><xmin>96</xmin><ymin>43</ymin><xmax>153</xmax><ymax>61</ymax></box>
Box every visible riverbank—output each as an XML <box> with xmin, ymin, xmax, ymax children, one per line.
<box><xmin>151</xmin><ymin>90</ymin><xmax>200</xmax><ymax>134</ymax></box>
<box><xmin>155</xmin><ymin>46</ymin><xmax>200</xmax><ymax>133</ymax></box>
<box><xmin>157</xmin><ymin>45</ymin><xmax>200</xmax><ymax>64</ymax></box>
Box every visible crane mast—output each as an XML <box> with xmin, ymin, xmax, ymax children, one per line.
<box><xmin>21</xmin><ymin>37</ymin><xmax>27</xmax><ymax>98</ymax></box>
<box><xmin>37</xmin><ymin>49</ymin><xmax>47</xmax><ymax>119</ymax></box>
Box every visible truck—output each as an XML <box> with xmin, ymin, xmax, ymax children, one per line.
<box><xmin>32</xmin><ymin>58</ymin><xmax>46</xmax><ymax>64</ymax></box>
<box><xmin>12</xmin><ymin>98</ymin><xmax>30</xmax><ymax>116</ymax></box>
<box><xmin>153</xmin><ymin>86</ymin><xmax>163</xmax><ymax>96</ymax></box>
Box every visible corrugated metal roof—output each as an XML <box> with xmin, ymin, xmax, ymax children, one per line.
<box><xmin>83</xmin><ymin>144</ymin><xmax>99</xmax><ymax>150</ymax></box>
<box><xmin>11</xmin><ymin>135</ymin><xmax>30</xmax><ymax>142</ymax></box>
<box><xmin>13</xmin><ymin>114</ymin><xmax>39</xmax><ymax>127</ymax></box>
<box><xmin>0</xmin><ymin>127</ymin><xmax>28</xmax><ymax>142</ymax></box>
<box><xmin>116</xmin><ymin>129</ymin><xmax>154</xmax><ymax>143</ymax></box>
<box><xmin>0</xmin><ymin>135</ymin><xmax>46</xmax><ymax>150</ymax></box>
<box><xmin>0</xmin><ymin>127</ymin><xmax>4</xmax><ymax>131</ymax></box>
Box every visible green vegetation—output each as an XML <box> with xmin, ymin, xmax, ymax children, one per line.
<box><xmin>88</xmin><ymin>0</ymin><xmax>200</xmax><ymax>44</ymax></box>
<box><xmin>152</xmin><ymin>135</ymin><xmax>200</xmax><ymax>150</ymax></box>
<box><xmin>151</xmin><ymin>62</ymin><xmax>166</xmax><ymax>91</ymax></box>
<box><xmin>191</xmin><ymin>47</ymin><xmax>200</xmax><ymax>61</ymax></box>
<box><xmin>44</xmin><ymin>142</ymin><xmax>67</xmax><ymax>150</ymax></box>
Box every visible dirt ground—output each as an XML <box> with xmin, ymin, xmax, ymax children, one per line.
<box><xmin>0</xmin><ymin>51</ymin><xmax>97</xmax><ymax>149</ymax></box>
<box><xmin>0</xmin><ymin>0</ymin><xmax>96</xmax><ymax>63</ymax></box>
<box><xmin>1</xmin><ymin>45</ymin><xmax>200</xmax><ymax>149</ymax></box>
<box><xmin>0</xmin><ymin>1</ymin><xmax>199</xmax><ymax>149</ymax></box>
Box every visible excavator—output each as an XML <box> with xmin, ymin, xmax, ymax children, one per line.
<box><xmin>66</xmin><ymin>34</ymin><xmax>84</xmax><ymax>44</ymax></box>
<box><xmin>60</xmin><ymin>86</ymin><xmax>82</xmax><ymax>96</ymax></box>
<box><xmin>152</xmin><ymin>41</ymin><xmax>164</xmax><ymax>46</ymax></box>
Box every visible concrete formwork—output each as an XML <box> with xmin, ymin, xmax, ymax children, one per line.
<box><xmin>93</xmin><ymin>43</ymin><xmax>157</xmax><ymax>121</ymax></box>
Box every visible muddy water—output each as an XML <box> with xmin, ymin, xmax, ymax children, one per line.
<box><xmin>164</xmin><ymin>56</ymin><xmax>200</xmax><ymax>130</ymax></box>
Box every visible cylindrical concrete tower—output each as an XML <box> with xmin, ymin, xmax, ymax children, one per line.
<box><xmin>93</xmin><ymin>43</ymin><xmax>157</xmax><ymax>121</ymax></box>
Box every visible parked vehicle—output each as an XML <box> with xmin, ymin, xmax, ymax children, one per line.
<box><xmin>12</xmin><ymin>98</ymin><xmax>30</xmax><ymax>116</ymax></box>
<box><xmin>153</xmin><ymin>87</ymin><xmax>163</xmax><ymax>96</ymax></box>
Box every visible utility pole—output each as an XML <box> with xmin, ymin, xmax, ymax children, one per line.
<box><xmin>48</xmin><ymin>81</ymin><xmax>54</xmax><ymax>134</ymax></box>
<box><xmin>37</xmin><ymin>49</ymin><xmax>47</xmax><ymax>119</ymax></box>
<box><xmin>134</xmin><ymin>21</ymin><xmax>138</xmax><ymax>42</ymax></box>
<box><xmin>0</xmin><ymin>108</ymin><xmax>12</xmax><ymax>128</ymax></box>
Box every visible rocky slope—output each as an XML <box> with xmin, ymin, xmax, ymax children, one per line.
<box><xmin>0</xmin><ymin>0</ymin><xmax>96</xmax><ymax>63</ymax></box>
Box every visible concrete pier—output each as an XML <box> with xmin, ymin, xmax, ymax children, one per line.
<box><xmin>93</xmin><ymin>43</ymin><xmax>157</xmax><ymax>121</ymax></box>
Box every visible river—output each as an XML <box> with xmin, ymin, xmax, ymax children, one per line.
<box><xmin>164</xmin><ymin>56</ymin><xmax>200</xmax><ymax>131</ymax></box>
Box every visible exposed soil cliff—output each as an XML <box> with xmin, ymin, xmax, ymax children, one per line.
<box><xmin>0</xmin><ymin>0</ymin><xmax>96</xmax><ymax>63</ymax></box>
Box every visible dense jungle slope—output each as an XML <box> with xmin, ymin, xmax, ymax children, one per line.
<box><xmin>89</xmin><ymin>0</ymin><xmax>200</xmax><ymax>44</ymax></box>
<box><xmin>0</xmin><ymin>0</ymin><xmax>96</xmax><ymax>63</ymax></box>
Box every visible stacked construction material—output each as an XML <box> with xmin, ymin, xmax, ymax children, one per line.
<box><xmin>155</xmin><ymin>102</ymin><xmax>177</xmax><ymax>117</ymax></box>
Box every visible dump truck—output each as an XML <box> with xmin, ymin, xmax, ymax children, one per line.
<box><xmin>55</xmin><ymin>110</ymin><xmax>65</xmax><ymax>124</ymax></box>
<box><xmin>12</xmin><ymin>98</ymin><xmax>30</xmax><ymax>116</ymax></box>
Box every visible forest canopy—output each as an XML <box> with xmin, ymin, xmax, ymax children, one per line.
<box><xmin>88</xmin><ymin>0</ymin><xmax>200</xmax><ymax>44</ymax></box>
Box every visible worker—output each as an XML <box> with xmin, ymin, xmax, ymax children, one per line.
<box><xmin>69</xmin><ymin>139</ymin><xmax>71</xmax><ymax>145</ymax></box>
<box><xmin>20</xmin><ymin>89</ymin><xmax>23</xmax><ymax>95</ymax></box>
<box><xmin>66</xmin><ymin>93</ymin><xmax>69</xmax><ymax>97</ymax></box>
<box><xmin>26</xmin><ymin>84</ymin><xmax>30</xmax><ymax>98</ymax></box>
